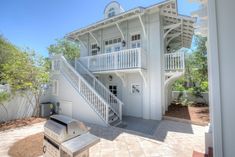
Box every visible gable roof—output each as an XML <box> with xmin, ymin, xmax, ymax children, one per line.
<box><xmin>66</xmin><ymin>0</ymin><xmax>196</xmax><ymax>49</ymax></box>
<box><xmin>66</xmin><ymin>0</ymin><xmax>173</xmax><ymax>38</ymax></box>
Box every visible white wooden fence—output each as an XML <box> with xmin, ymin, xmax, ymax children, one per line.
<box><xmin>0</xmin><ymin>88</ymin><xmax>36</xmax><ymax>122</ymax></box>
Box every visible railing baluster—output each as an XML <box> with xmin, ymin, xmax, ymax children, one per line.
<box><xmin>164</xmin><ymin>51</ymin><xmax>185</xmax><ymax>72</ymax></box>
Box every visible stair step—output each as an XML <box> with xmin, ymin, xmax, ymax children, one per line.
<box><xmin>108</xmin><ymin>115</ymin><xmax>119</xmax><ymax>124</ymax></box>
<box><xmin>109</xmin><ymin>112</ymin><xmax>115</xmax><ymax>117</ymax></box>
<box><xmin>110</xmin><ymin>119</ymin><xmax>122</xmax><ymax>127</ymax></box>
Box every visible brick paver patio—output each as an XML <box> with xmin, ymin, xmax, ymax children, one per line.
<box><xmin>0</xmin><ymin>120</ymin><xmax>205</xmax><ymax>157</ymax></box>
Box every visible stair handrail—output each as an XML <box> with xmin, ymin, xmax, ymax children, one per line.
<box><xmin>75</xmin><ymin>59</ymin><xmax>123</xmax><ymax>119</ymax></box>
<box><xmin>54</xmin><ymin>55</ymin><xmax>110</xmax><ymax>124</ymax></box>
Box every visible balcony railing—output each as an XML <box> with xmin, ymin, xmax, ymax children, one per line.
<box><xmin>164</xmin><ymin>51</ymin><xmax>185</xmax><ymax>71</ymax></box>
<box><xmin>79</xmin><ymin>48</ymin><xmax>147</xmax><ymax>72</ymax></box>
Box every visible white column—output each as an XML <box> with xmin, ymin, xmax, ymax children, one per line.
<box><xmin>148</xmin><ymin>12</ymin><xmax>163</xmax><ymax>120</ymax></box>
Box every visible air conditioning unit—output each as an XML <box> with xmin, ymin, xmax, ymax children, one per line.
<box><xmin>40</xmin><ymin>102</ymin><xmax>54</xmax><ymax>118</ymax></box>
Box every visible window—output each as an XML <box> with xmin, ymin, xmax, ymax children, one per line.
<box><xmin>91</xmin><ymin>43</ymin><xmax>98</xmax><ymax>55</ymax></box>
<box><xmin>104</xmin><ymin>37</ymin><xmax>122</xmax><ymax>53</ymax></box>
<box><xmin>114</xmin><ymin>45</ymin><xmax>121</xmax><ymax>52</ymax></box>
<box><xmin>52</xmin><ymin>80</ymin><xmax>59</xmax><ymax>96</ymax></box>
<box><xmin>131</xmin><ymin>34</ymin><xmax>141</xmax><ymax>48</ymax></box>
<box><xmin>105</xmin><ymin>47</ymin><xmax>112</xmax><ymax>53</ymax></box>
<box><xmin>131</xmin><ymin>84</ymin><xmax>141</xmax><ymax>94</ymax></box>
<box><xmin>108</xmin><ymin>8</ymin><xmax>115</xmax><ymax>18</ymax></box>
<box><xmin>109</xmin><ymin>85</ymin><xmax>117</xmax><ymax>96</ymax></box>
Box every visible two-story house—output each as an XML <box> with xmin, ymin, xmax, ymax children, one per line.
<box><xmin>50</xmin><ymin>0</ymin><xmax>195</xmax><ymax>126</ymax></box>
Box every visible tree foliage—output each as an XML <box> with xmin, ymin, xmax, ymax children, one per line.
<box><xmin>48</xmin><ymin>39</ymin><xmax>80</xmax><ymax>61</ymax></box>
<box><xmin>173</xmin><ymin>35</ymin><xmax>208</xmax><ymax>94</ymax></box>
<box><xmin>0</xmin><ymin>35</ymin><xmax>49</xmax><ymax>116</ymax></box>
<box><xmin>0</xmin><ymin>36</ymin><xmax>20</xmax><ymax>83</ymax></box>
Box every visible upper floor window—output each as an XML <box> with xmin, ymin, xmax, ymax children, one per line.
<box><xmin>131</xmin><ymin>34</ymin><xmax>141</xmax><ymax>48</ymax></box>
<box><xmin>91</xmin><ymin>43</ymin><xmax>98</xmax><ymax>55</ymax></box>
<box><xmin>108</xmin><ymin>8</ymin><xmax>115</xmax><ymax>18</ymax></box>
<box><xmin>104</xmin><ymin>37</ymin><xmax>122</xmax><ymax>53</ymax></box>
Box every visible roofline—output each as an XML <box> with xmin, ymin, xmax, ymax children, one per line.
<box><xmin>178</xmin><ymin>14</ymin><xmax>197</xmax><ymax>22</ymax></box>
<box><xmin>65</xmin><ymin>0</ymin><xmax>173</xmax><ymax>38</ymax></box>
<box><xmin>65</xmin><ymin>7</ymin><xmax>144</xmax><ymax>38</ymax></box>
<box><xmin>145</xmin><ymin>0</ymin><xmax>174</xmax><ymax>11</ymax></box>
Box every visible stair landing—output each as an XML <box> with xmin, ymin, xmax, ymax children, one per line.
<box><xmin>117</xmin><ymin>116</ymin><xmax>160</xmax><ymax>135</ymax></box>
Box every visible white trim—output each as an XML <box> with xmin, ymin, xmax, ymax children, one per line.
<box><xmin>115</xmin><ymin>72</ymin><xmax>126</xmax><ymax>87</ymax></box>
<box><xmin>115</xmin><ymin>23</ymin><xmax>125</xmax><ymax>40</ymax></box>
<box><xmin>139</xmin><ymin>70</ymin><xmax>147</xmax><ymax>87</ymax></box>
<box><xmin>166</xmin><ymin>32</ymin><xmax>182</xmax><ymax>46</ymax></box>
<box><xmin>163</xmin><ymin>23</ymin><xmax>181</xmax><ymax>39</ymax></box>
<box><xmin>52</xmin><ymin>80</ymin><xmax>59</xmax><ymax>96</ymax></box>
<box><xmin>76</xmin><ymin>37</ymin><xmax>87</xmax><ymax>49</ymax></box>
<box><xmin>66</xmin><ymin>1</ymin><xmax>173</xmax><ymax>38</ymax></box>
<box><xmin>207</xmin><ymin>0</ymin><xmax>223</xmax><ymax>156</ymax></box>
<box><xmin>138</xmin><ymin>15</ymin><xmax>146</xmax><ymax>37</ymax></box>
<box><xmin>89</xmin><ymin>31</ymin><xmax>99</xmax><ymax>45</ymax></box>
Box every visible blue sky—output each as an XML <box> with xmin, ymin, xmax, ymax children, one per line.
<box><xmin>0</xmin><ymin>0</ymin><xmax>199</xmax><ymax>56</ymax></box>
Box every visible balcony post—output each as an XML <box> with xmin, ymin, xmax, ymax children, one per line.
<box><xmin>138</xmin><ymin>48</ymin><xmax>141</xmax><ymax>68</ymax></box>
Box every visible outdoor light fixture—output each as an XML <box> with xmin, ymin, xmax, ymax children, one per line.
<box><xmin>97</xmin><ymin>46</ymin><xmax>100</xmax><ymax>52</ymax></box>
<box><xmin>167</xmin><ymin>46</ymin><xmax>171</xmax><ymax>52</ymax></box>
<box><xmin>122</xmin><ymin>40</ymin><xmax>126</xmax><ymax>47</ymax></box>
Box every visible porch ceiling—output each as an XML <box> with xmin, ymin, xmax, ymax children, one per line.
<box><xmin>161</xmin><ymin>2</ymin><xmax>196</xmax><ymax>49</ymax></box>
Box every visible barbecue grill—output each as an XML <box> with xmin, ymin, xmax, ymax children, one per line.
<box><xmin>43</xmin><ymin>115</ymin><xmax>100</xmax><ymax>157</ymax></box>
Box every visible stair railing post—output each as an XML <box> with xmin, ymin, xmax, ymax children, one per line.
<box><xmin>78</xmin><ymin>77</ymin><xmax>81</xmax><ymax>92</ymax></box>
<box><xmin>119</xmin><ymin>103</ymin><xmax>122</xmax><ymax>120</ymax></box>
<box><xmin>106</xmin><ymin>106</ymin><xmax>109</xmax><ymax>124</ymax></box>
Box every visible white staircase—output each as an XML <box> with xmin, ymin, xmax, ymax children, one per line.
<box><xmin>52</xmin><ymin>55</ymin><xmax>123</xmax><ymax>126</ymax></box>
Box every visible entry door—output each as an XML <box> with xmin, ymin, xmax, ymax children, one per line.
<box><xmin>59</xmin><ymin>100</ymin><xmax>72</xmax><ymax>117</ymax></box>
<box><xmin>109</xmin><ymin>85</ymin><xmax>118</xmax><ymax>104</ymax></box>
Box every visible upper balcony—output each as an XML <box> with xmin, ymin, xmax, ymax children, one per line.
<box><xmin>78</xmin><ymin>48</ymin><xmax>147</xmax><ymax>73</ymax></box>
<box><xmin>78</xmin><ymin>47</ymin><xmax>185</xmax><ymax>75</ymax></box>
<box><xmin>164</xmin><ymin>50</ymin><xmax>185</xmax><ymax>77</ymax></box>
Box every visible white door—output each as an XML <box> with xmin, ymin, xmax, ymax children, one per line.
<box><xmin>59</xmin><ymin>100</ymin><xmax>72</xmax><ymax>117</ymax></box>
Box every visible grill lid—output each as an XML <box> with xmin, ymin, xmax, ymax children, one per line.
<box><xmin>44</xmin><ymin>115</ymin><xmax>88</xmax><ymax>143</ymax></box>
<box><xmin>50</xmin><ymin>115</ymin><xmax>88</xmax><ymax>135</ymax></box>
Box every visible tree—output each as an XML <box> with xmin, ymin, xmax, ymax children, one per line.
<box><xmin>0</xmin><ymin>35</ymin><xmax>50</xmax><ymax>117</ymax></box>
<box><xmin>2</xmin><ymin>49</ymin><xmax>49</xmax><ymax>116</ymax></box>
<box><xmin>48</xmin><ymin>39</ymin><xmax>80</xmax><ymax>61</ymax></box>
<box><xmin>172</xmin><ymin>35</ymin><xmax>208</xmax><ymax>103</ymax></box>
<box><xmin>0</xmin><ymin>36</ymin><xmax>20</xmax><ymax>83</ymax></box>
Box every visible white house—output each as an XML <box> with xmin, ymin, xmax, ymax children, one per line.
<box><xmin>49</xmin><ymin>0</ymin><xmax>195</xmax><ymax>126</ymax></box>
